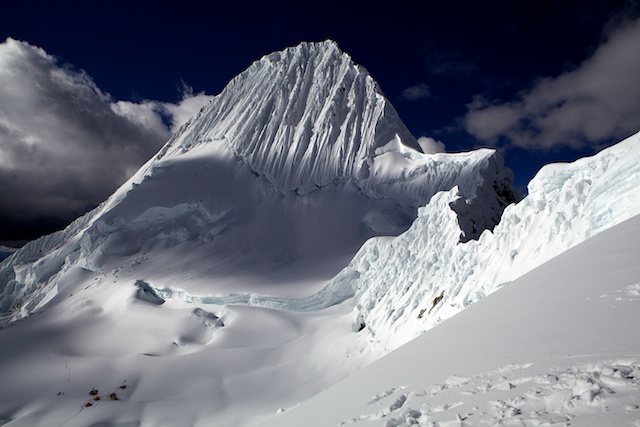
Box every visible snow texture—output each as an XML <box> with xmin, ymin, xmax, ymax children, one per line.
<box><xmin>257</xmin><ymin>212</ymin><xmax>640</xmax><ymax>427</ymax></box>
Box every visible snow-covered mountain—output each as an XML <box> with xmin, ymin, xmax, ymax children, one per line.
<box><xmin>0</xmin><ymin>40</ymin><xmax>515</xmax><ymax>324</ymax></box>
<box><xmin>0</xmin><ymin>40</ymin><xmax>638</xmax><ymax>427</ymax></box>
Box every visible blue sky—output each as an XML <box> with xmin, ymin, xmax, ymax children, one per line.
<box><xmin>0</xmin><ymin>1</ymin><xmax>639</xmax><ymax>241</ymax></box>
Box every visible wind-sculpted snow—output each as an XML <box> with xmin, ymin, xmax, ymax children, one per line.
<box><xmin>0</xmin><ymin>207</ymin><xmax>102</xmax><ymax>319</ymax></box>
<box><xmin>112</xmin><ymin>132</ymin><xmax>639</xmax><ymax>330</ymax></box>
<box><xmin>329</xmin><ymin>131</ymin><xmax>640</xmax><ymax>353</ymax></box>
<box><xmin>257</xmin><ymin>212</ymin><xmax>640</xmax><ymax>427</ymax></box>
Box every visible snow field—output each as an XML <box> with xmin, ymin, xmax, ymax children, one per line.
<box><xmin>344</xmin><ymin>360</ymin><xmax>640</xmax><ymax>427</ymax></box>
<box><xmin>0</xmin><ymin>255</ymin><xmax>380</xmax><ymax>426</ymax></box>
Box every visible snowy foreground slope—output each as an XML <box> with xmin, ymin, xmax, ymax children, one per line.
<box><xmin>257</xmin><ymin>212</ymin><xmax>640</xmax><ymax>427</ymax></box>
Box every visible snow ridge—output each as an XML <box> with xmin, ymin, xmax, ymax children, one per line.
<box><xmin>0</xmin><ymin>207</ymin><xmax>100</xmax><ymax>318</ymax></box>
<box><xmin>332</xmin><ymin>131</ymin><xmax>640</xmax><ymax>353</ymax></box>
<box><xmin>145</xmin><ymin>40</ymin><xmax>514</xmax><ymax>213</ymax></box>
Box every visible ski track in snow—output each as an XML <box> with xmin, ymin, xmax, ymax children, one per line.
<box><xmin>46</xmin><ymin>343</ymin><xmax>77</xmax><ymax>387</ymax></box>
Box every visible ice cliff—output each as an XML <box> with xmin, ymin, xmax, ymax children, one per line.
<box><xmin>332</xmin><ymin>131</ymin><xmax>640</xmax><ymax>353</ymax></box>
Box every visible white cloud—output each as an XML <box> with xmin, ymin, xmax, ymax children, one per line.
<box><xmin>109</xmin><ymin>100</ymin><xmax>169</xmax><ymax>134</ymax></box>
<box><xmin>417</xmin><ymin>136</ymin><xmax>446</xmax><ymax>154</ymax></box>
<box><xmin>159</xmin><ymin>92</ymin><xmax>212</xmax><ymax>129</ymax></box>
<box><xmin>0</xmin><ymin>38</ymin><xmax>211</xmax><ymax>238</ymax></box>
<box><xmin>465</xmin><ymin>18</ymin><xmax>640</xmax><ymax>150</ymax></box>
<box><xmin>400</xmin><ymin>83</ymin><xmax>431</xmax><ymax>101</ymax></box>
<box><xmin>111</xmin><ymin>87</ymin><xmax>211</xmax><ymax>133</ymax></box>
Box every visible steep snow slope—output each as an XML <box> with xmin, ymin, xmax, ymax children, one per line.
<box><xmin>256</xmin><ymin>211</ymin><xmax>640</xmax><ymax>427</ymax></box>
<box><xmin>326</xmin><ymin>131</ymin><xmax>640</xmax><ymax>354</ymax></box>
<box><xmin>0</xmin><ymin>40</ymin><xmax>515</xmax><ymax>324</ymax></box>
<box><xmin>173</xmin><ymin>40</ymin><xmax>419</xmax><ymax>196</ymax></box>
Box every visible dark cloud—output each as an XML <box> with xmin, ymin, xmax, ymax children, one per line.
<box><xmin>399</xmin><ymin>83</ymin><xmax>431</xmax><ymax>101</ymax></box>
<box><xmin>464</xmin><ymin>18</ymin><xmax>640</xmax><ymax>151</ymax></box>
<box><xmin>0</xmin><ymin>38</ymin><xmax>210</xmax><ymax>240</ymax></box>
<box><xmin>429</xmin><ymin>57</ymin><xmax>479</xmax><ymax>79</ymax></box>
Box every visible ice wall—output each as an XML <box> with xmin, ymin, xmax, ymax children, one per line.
<box><xmin>335</xmin><ymin>131</ymin><xmax>640</xmax><ymax>353</ymax></box>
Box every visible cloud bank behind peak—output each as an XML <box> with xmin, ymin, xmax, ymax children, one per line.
<box><xmin>464</xmin><ymin>18</ymin><xmax>640</xmax><ymax>151</ymax></box>
<box><xmin>0</xmin><ymin>38</ymin><xmax>211</xmax><ymax>240</ymax></box>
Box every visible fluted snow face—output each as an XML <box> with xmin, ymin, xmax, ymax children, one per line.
<box><xmin>161</xmin><ymin>40</ymin><xmax>420</xmax><ymax>195</ymax></box>
<box><xmin>150</xmin><ymin>40</ymin><xmax>515</xmax><ymax>213</ymax></box>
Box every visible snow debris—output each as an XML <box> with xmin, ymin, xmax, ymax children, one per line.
<box><xmin>135</xmin><ymin>280</ymin><xmax>165</xmax><ymax>305</ymax></box>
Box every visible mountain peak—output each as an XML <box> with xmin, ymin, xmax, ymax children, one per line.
<box><xmin>264</xmin><ymin>39</ymin><xmax>342</xmax><ymax>61</ymax></box>
<box><xmin>159</xmin><ymin>40</ymin><xmax>421</xmax><ymax>195</ymax></box>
